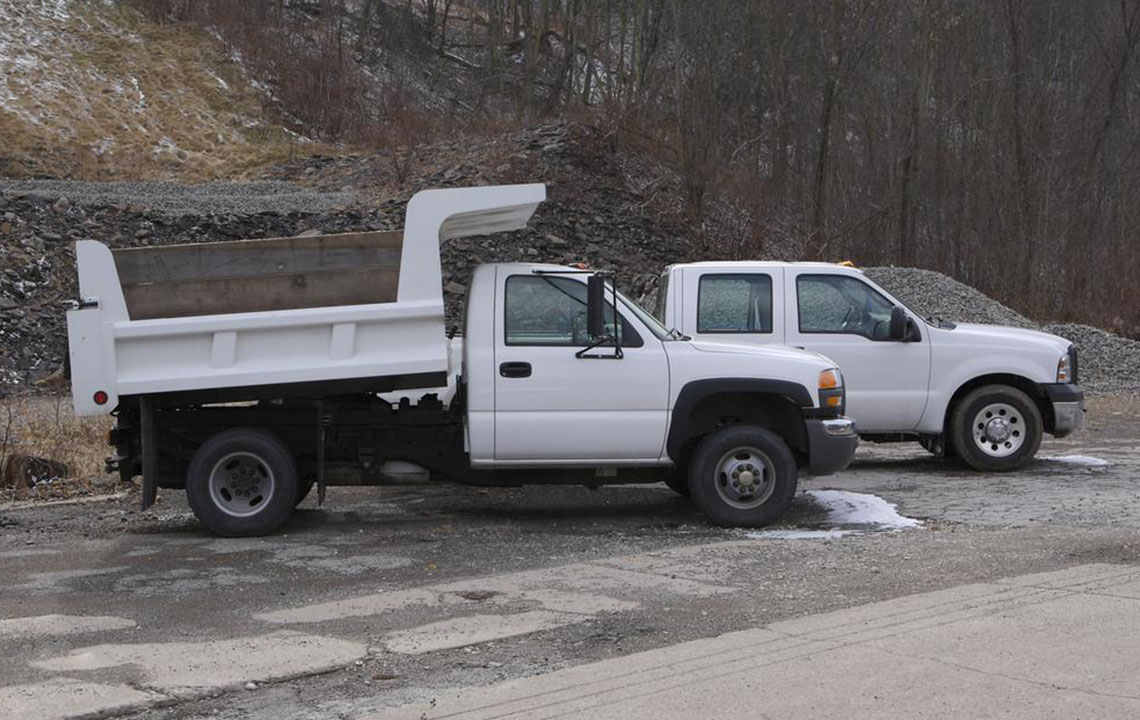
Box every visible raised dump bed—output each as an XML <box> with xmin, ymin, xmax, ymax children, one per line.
<box><xmin>66</xmin><ymin>184</ymin><xmax>546</xmax><ymax>416</ymax></box>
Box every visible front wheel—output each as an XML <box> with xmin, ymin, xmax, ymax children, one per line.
<box><xmin>186</xmin><ymin>428</ymin><xmax>298</xmax><ymax>537</ymax></box>
<box><xmin>950</xmin><ymin>385</ymin><xmax>1043</xmax><ymax>472</ymax></box>
<box><xmin>688</xmin><ymin>425</ymin><xmax>798</xmax><ymax>528</ymax></box>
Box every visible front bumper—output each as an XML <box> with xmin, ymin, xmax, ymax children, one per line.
<box><xmin>1043</xmin><ymin>383</ymin><xmax>1086</xmax><ymax>438</ymax></box>
<box><xmin>805</xmin><ymin>417</ymin><xmax>858</xmax><ymax>475</ymax></box>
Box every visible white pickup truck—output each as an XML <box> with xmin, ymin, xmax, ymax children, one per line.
<box><xmin>66</xmin><ymin>185</ymin><xmax>857</xmax><ymax>536</ymax></box>
<box><xmin>655</xmin><ymin>261</ymin><xmax>1085</xmax><ymax>471</ymax></box>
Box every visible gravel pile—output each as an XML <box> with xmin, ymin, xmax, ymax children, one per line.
<box><xmin>1043</xmin><ymin>323</ymin><xmax>1140</xmax><ymax>393</ymax></box>
<box><xmin>0</xmin><ymin>180</ymin><xmax>360</xmax><ymax>217</ymax></box>
<box><xmin>864</xmin><ymin>266</ymin><xmax>1036</xmax><ymax>328</ymax></box>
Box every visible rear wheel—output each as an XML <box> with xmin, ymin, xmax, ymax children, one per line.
<box><xmin>950</xmin><ymin>385</ymin><xmax>1042</xmax><ymax>472</ymax></box>
<box><xmin>186</xmin><ymin>428</ymin><xmax>297</xmax><ymax>537</ymax></box>
<box><xmin>688</xmin><ymin>425</ymin><xmax>797</xmax><ymax>527</ymax></box>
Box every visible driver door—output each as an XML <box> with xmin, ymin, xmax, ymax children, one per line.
<box><xmin>784</xmin><ymin>270</ymin><xmax>931</xmax><ymax>431</ymax></box>
<box><xmin>493</xmin><ymin>270</ymin><xmax>669</xmax><ymax>463</ymax></box>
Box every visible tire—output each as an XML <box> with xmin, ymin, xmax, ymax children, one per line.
<box><xmin>662</xmin><ymin>468</ymin><xmax>691</xmax><ymax>497</ymax></box>
<box><xmin>687</xmin><ymin>425</ymin><xmax>798</xmax><ymax>528</ymax></box>
<box><xmin>186</xmin><ymin>428</ymin><xmax>298</xmax><ymax>537</ymax></box>
<box><xmin>950</xmin><ymin>385</ymin><xmax>1043</xmax><ymax>472</ymax></box>
<box><xmin>295</xmin><ymin>477</ymin><xmax>315</xmax><ymax>507</ymax></box>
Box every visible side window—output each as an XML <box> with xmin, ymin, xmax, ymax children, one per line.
<box><xmin>504</xmin><ymin>275</ymin><xmax>642</xmax><ymax>347</ymax></box>
<box><xmin>697</xmin><ymin>274</ymin><xmax>773</xmax><ymax>333</ymax></box>
<box><xmin>797</xmin><ymin>275</ymin><xmax>894</xmax><ymax>340</ymax></box>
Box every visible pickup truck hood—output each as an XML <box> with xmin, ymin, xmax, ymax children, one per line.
<box><xmin>941</xmin><ymin>323</ymin><xmax>1072</xmax><ymax>354</ymax></box>
<box><xmin>688</xmin><ymin>339</ymin><xmax>834</xmax><ymax>366</ymax></box>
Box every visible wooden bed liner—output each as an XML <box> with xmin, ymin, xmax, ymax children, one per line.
<box><xmin>111</xmin><ymin>231</ymin><xmax>403</xmax><ymax>320</ymax></box>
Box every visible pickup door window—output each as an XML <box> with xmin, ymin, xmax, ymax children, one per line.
<box><xmin>786</xmin><ymin>271</ymin><xmax>931</xmax><ymax>432</ymax></box>
<box><xmin>797</xmin><ymin>275</ymin><xmax>895</xmax><ymax>340</ymax></box>
<box><xmin>494</xmin><ymin>271</ymin><xmax>669</xmax><ymax>463</ymax></box>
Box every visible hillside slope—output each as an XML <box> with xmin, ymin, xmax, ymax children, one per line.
<box><xmin>0</xmin><ymin>0</ymin><xmax>304</xmax><ymax>180</ymax></box>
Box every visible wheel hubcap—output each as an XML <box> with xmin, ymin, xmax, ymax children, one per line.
<box><xmin>208</xmin><ymin>452</ymin><xmax>276</xmax><ymax>517</ymax></box>
<box><xmin>972</xmin><ymin>403</ymin><xmax>1026</xmax><ymax>458</ymax></box>
<box><xmin>714</xmin><ymin>447</ymin><xmax>777</xmax><ymax>509</ymax></box>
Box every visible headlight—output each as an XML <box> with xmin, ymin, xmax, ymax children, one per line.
<box><xmin>818</xmin><ymin>368</ymin><xmax>845</xmax><ymax>411</ymax></box>
<box><xmin>1057</xmin><ymin>353</ymin><xmax>1072</xmax><ymax>383</ymax></box>
<box><xmin>819</xmin><ymin>368</ymin><xmax>842</xmax><ymax>389</ymax></box>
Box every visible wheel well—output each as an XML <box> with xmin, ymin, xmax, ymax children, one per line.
<box><xmin>944</xmin><ymin>374</ymin><xmax>1052</xmax><ymax>434</ymax></box>
<box><xmin>673</xmin><ymin>392</ymin><xmax>808</xmax><ymax>470</ymax></box>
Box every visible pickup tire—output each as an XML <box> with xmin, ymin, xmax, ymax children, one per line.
<box><xmin>950</xmin><ymin>385</ymin><xmax>1043</xmax><ymax>472</ymax></box>
<box><xmin>688</xmin><ymin>425</ymin><xmax>797</xmax><ymax>527</ymax></box>
<box><xmin>186</xmin><ymin>428</ymin><xmax>298</xmax><ymax>537</ymax></box>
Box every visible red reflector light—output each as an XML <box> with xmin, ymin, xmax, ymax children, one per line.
<box><xmin>93</xmin><ymin>391</ymin><xmax>109</xmax><ymax>405</ymax></box>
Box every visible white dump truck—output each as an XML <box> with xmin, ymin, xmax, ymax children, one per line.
<box><xmin>655</xmin><ymin>261</ymin><xmax>1085</xmax><ymax>471</ymax></box>
<box><xmin>66</xmin><ymin>185</ymin><xmax>857</xmax><ymax>536</ymax></box>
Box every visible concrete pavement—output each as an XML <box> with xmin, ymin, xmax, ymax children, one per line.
<box><xmin>368</xmin><ymin>563</ymin><xmax>1140</xmax><ymax>720</ymax></box>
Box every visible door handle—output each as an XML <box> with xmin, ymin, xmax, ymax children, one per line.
<box><xmin>499</xmin><ymin>361</ymin><xmax>532</xmax><ymax>378</ymax></box>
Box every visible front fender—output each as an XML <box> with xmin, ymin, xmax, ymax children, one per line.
<box><xmin>918</xmin><ymin>353</ymin><xmax>1055</xmax><ymax>434</ymax></box>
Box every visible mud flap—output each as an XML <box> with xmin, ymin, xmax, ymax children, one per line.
<box><xmin>139</xmin><ymin>396</ymin><xmax>158</xmax><ymax>510</ymax></box>
<box><xmin>316</xmin><ymin>399</ymin><xmax>327</xmax><ymax>506</ymax></box>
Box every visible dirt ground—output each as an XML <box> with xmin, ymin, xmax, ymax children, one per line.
<box><xmin>0</xmin><ymin>394</ymin><xmax>1137</xmax><ymax>720</ymax></box>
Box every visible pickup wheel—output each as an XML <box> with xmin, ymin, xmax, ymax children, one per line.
<box><xmin>186</xmin><ymin>428</ymin><xmax>298</xmax><ymax>537</ymax></box>
<box><xmin>950</xmin><ymin>385</ymin><xmax>1043</xmax><ymax>472</ymax></box>
<box><xmin>688</xmin><ymin>425</ymin><xmax>797</xmax><ymax>528</ymax></box>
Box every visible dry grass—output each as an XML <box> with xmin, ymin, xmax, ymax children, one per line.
<box><xmin>0</xmin><ymin>0</ymin><xmax>326</xmax><ymax>181</ymax></box>
<box><xmin>0</xmin><ymin>395</ymin><xmax>117</xmax><ymax>502</ymax></box>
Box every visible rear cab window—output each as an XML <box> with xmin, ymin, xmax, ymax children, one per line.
<box><xmin>697</xmin><ymin>273</ymin><xmax>774</xmax><ymax>334</ymax></box>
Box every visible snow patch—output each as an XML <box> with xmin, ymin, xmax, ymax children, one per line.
<box><xmin>805</xmin><ymin>490</ymin><xmax>922</xmax><ymax>530</ymax></box>
<box><xmin>1043</xmin><ymin>455</ymin><xmax>1109</xmax><ymax>467</ymax></box>
<box><xmin>744</xmin><ymin>529</ymin><xmax>857</xmax><ymax>540</ymax></box>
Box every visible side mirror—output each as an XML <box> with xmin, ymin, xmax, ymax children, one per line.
<box><xmin>586</xmin><ymin>274</ymin><xmax>607</xmax><ymax>339</ymax></box>
<box><xmin>888</xmin><ymin>305</ymin><xmax>907</xmax><ymax>341</ymax></box>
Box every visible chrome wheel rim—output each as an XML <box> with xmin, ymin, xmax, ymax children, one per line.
<box><xmin>714</xmin><ymin>446</ymin><xmax>777</xmax><ymax>509</ymax></box>
<box><xmin>208</xmin><ymin>452</ymin><xmax>275</xmax><ymax>518</ymax></box>
<box><xmin>972</xmin><ymin>402</ymin><xmax>1026</xmax><ymax>458</ymax></box>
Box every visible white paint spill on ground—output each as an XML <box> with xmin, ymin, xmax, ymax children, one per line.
<box><xmin>805</xmin><ymin>490</ymin><xmax>923</xmax><ymax>530</ymax></box>
<box><xmin>32</xmin><ymin>630</ymin><xmax>367</xmax><ymax>697</ymax></box>
<box><xmin>0</xmin><ymin>614</ymin><xmax>135</xmax><ymax>640</ymax></box>
<box><xmin>257</xmin><ymin>561</ymin><xmax>732</xmax><ymax>625</ymax></box>
<box><xmin>256</xmin><ymin>553</ymin><xmax>734</xmax><ymax>655</ymax></box>
<box><xmin>14</xmin><ymin>566</ymin><xmax>130</xmax><ymax>594</ymax></box>
<box><xmin>1</xmin><ymin>677</ymin><xmax>159</xmax><ymax>720</ymax></box>
<box><xmin>384</xmin><ymin>611</ymin><xmax>580</xmax><ymax>655</ymax></box>
<box><xmin>1043</xmin><ymin>455</ymin><xmax>1110</xmax><ymax>467</ymax></box>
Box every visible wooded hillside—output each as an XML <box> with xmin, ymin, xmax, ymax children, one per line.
<box><xmin>134</xmin><ymin>0</ymin><xmax>1140</xmax><ymax>333</ymax></box>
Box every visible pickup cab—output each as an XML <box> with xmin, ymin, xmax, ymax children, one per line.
<box><xmin>66</xmin><ymin>185</ymin><xmax>857</xmax><ymax>536</ymax></box>
<box><xmin>655</xmin><ymin>261</ymin><xmax>1084</xmax><ymax>471</ymax></box>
